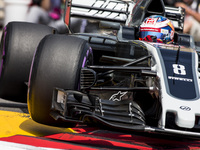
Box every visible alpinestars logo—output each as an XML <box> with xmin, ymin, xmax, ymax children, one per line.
<box><xmin>109</xmin><ymin>91</ymin><xmax>128</xmax><ymax>101</ymax></box>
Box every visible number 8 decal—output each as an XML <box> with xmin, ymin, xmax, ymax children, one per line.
<box><xmin>172</xmin><ymin>64</ymin><xmax>186</xmax><ymax>75</ymax></box>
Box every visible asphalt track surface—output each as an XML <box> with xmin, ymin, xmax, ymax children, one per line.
<box><xmin>1</xmin><ymin>98</ymin><xmax>200</xmax><ymax>149</ymax></box>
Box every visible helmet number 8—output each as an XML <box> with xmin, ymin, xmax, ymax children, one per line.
<box><xmin>172</xmin><ymin>64</ymin><xmax>186</xmax><ymax>75</ymax></box>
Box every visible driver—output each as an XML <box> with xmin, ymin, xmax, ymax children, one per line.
<box><xmin>139</xmin><ymin>15</ymin><xmax>175</xmax><ymax>44</ymax></box>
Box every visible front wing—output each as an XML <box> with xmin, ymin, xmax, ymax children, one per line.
<box><xmin>51</xmin><ymin>88</ymin><xmax>200</xmax><ymax>139</ymax></box>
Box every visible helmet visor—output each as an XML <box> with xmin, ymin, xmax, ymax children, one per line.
<box><xmin>139</xmin><ymin>31</ymin><xmax>164</xmax><ymax>40</ymax></box>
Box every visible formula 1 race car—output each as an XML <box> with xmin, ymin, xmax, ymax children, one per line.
<box><xmin>1</xmin><ymin>0</ymin><xmax>200</xmax><ymax>138</ymax></box>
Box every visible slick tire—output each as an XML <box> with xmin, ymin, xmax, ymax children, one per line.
<box><xmin>0</xmin><ymin>22</ymin><xmax>56</xmax><ymax>102</ymax></box>
<box><xmin>28</xmin><ymin>34</ymin><xmax>92</xmax><ymax>127</ymax></box>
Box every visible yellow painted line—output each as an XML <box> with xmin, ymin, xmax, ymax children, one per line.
<box><xmin>0</xmin><ymin>110</ymin><xmax>76</xmax><ymax>138</ymax></box>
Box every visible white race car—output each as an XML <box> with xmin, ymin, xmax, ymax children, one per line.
<box><xmin>0</xmin><ymin>0</ymin><xmax>200</xmax><ymax>138</ymax></box>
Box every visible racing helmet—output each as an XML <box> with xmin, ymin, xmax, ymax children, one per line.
<box><xmin>139</xmin><ymin>15</ymin><xmax>175</xmax><ymax>43</ymax></box>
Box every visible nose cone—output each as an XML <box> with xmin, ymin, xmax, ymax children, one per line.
<box><xmin>175</xmin><ymin>108</ymin><xmax>195</xmax><ymax>128</ymax></box>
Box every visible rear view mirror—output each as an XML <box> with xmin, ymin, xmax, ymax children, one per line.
<box><xmin>99</xmin><ymin>21</ymin><xmax>120</xmax><ymax>30</ymax></box>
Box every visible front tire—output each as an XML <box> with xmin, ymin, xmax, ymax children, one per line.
<box><xmin>28</xmin><ymin>34</ymin><xmax>92</xmax><ymax>126</ymax></box>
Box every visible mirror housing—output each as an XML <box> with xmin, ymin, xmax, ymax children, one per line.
<box><xmin>99</xmin><ymin>21</ymin><xmax>120</xmax><ymax>30</ymax></box>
